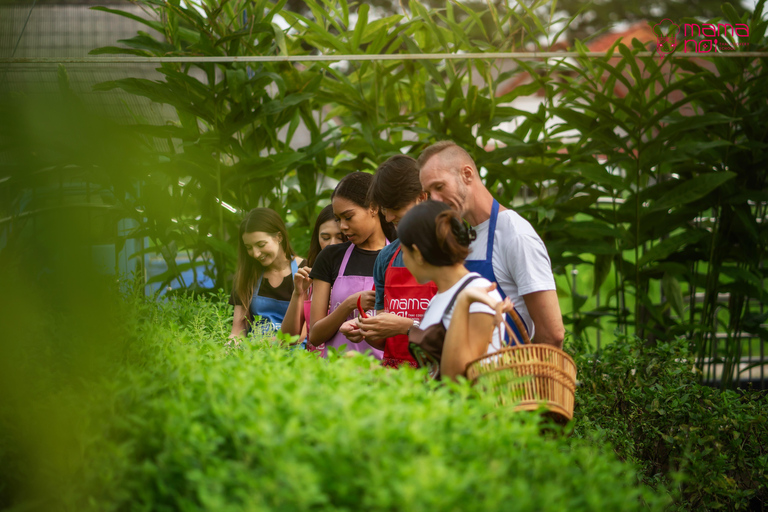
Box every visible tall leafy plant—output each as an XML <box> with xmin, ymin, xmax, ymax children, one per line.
<box><xmin>280</xmin><ymin>0</ymin><xmax>560</xmax><ymax>170</ymax></box>
<box><xmin>676</xmin><ymin>2</ymin><xmax>768</xmax><ymax>386</ymax></box>
<box><xmin>521</xmin><ymin>3</ymin><xmax>768</xmax><ymax>386</ymax></box>
<box><xmin>90</xmin><ymin>0</ymin><xmax>326</xmax><ymax>291</ymax></box>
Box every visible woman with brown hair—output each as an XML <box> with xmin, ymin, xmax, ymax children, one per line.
<box><xmin>229</xmin><ymin>208</ymin><xmax>303</xmax><ymax>339</ymax></box>
<box><xmin>396</xmin><ymin>200</ymin><xmax>504</xmax><ymax>379</ymax></box>
<box><xmin>280</xmin><ymin>204</ymin><xmax>345</xmax><ymax>350</ymax></box>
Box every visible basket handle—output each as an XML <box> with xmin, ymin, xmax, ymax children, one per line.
<box><xmin>495</xmin><ymin>301</ymin><xmax>531</xmax><ymax>346</ymax></box>
<box><xmin>507</xmin><ymin>306</ymin><xmax>531</xmax><ymax>345</ymax></box>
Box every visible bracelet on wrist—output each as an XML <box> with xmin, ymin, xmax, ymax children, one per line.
<box><xmin>406</xmin><ymin>319</ymin><xmax>420</xmax><ymax>336</ymax></box>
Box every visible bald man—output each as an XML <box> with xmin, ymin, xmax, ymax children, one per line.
<box><xmin>418</xmin><ymin>141</ymin><xmax>565</xmax><ymax>349</ymax></box>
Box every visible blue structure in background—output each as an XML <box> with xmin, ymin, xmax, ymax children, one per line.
<box><xmin>0</xmin><ymin>173</ymin><xmax>217</xmax><ymax>300</ymax></box>
<box><xmin>144</xmin><ymin>254</ymin><xmax>216</xmax><ymax>296</ymax></box>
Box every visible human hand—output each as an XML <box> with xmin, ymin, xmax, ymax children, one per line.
<box><xmin>227</xmin><ymin>332</ymin><xmax>242</xmax><ymax>347</ymax></box>
<box><xmin>358</xmin><ymin>313</ymin><xmax>414</xmax><ymax>342</ymax></box>
<box><xmin>493</xmin><ymin>297</ymin><xmax>531</xmax><ymax>345</ymax></box>
<box><xmin>457</xmin><ymin>282</ymin><xmax>499</xmax><ymax>309</ymax></box>
<box><xmin>346</xmin><ymin>290</ymin><xmax>376</xmax><ymax>315</ymax></box>
<box><xmin>340</xmin><ymin>319</ymin><xmax>365</xmax><ymax>343</ymax></box>
<box><xmin>293</xmin><ymin>266</ymin><xmax>312</xmax><ymax>296</ymax></box>
<box><xmin>358</xmin><ymin>290</ymin><xmax>376</xmax><ymax>311</ymax></box>
<box><xmin>493</xmin><ymin>297</ymin><xmax>515</xmax><ymax>326</ymax></box>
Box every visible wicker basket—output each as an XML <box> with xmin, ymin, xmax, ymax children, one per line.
<box><xmin>465</xmin><ymin>309</ymin><xmax>577</xmax><ymax>422</ymax></box>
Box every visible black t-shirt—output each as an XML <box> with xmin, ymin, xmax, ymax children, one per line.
<box><xmin>229</xmin><ymin>259</ymin><xmax>306</xmax><ymax>306</ymax></box>
<box><xmin>309</xmin><ymin>242</ymin><xmax>381</xmax><ymax>284</ymax></box>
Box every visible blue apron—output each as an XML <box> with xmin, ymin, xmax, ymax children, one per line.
<box><xmin>464</xmin><ymin>200</ymin><xmax>529</xmax><ymax>345</ymax></box>
<box><xmin>248</xmin><ymin>259</ymin><xmax>298</xmax><ymax>333</ymax></box>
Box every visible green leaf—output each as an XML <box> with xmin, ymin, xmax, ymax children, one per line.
<box><xmin>202</xmin><ymin>235</ymin><xmax>238</xmax><ymax>261</ymax></box>
<box><xmin>639</xmin><ymin>230</ymin><xmax>708</xmax><ymax>266</ymax></box>
<box><xmin>89</xmin><ymin>6</ymin><xmax>164</xmax><ymax>33</ymax></box>
<box><xmin>226</xmin><ymin>68</ymin><xmax>247</xmax><ymax>104</ymax></box>
<box><xmin>261</xmin><ymin>93</ymin><xmax>313</xmax><ymax>116</ymax></box>
<box><xmin>656</xmin><ymin>113</ymin><xmax>736</xmax><ymax>140</ymax></box>
<box><xmin>496</xmin><ymin>82</ymin><xmax>542</xmax><ymax>103</ymax></box>
<box><xmin>572</xmin><ymin>291</ymin><xmax>588</xmax><ymax>311</ymax></box>
<box><xmin>649</xmin><ymin>172</ymin><xmax>737</xmax><ymax>213</ymax></box>
<box><xmin>567</xmin><ymin>163</ymin><xmax>627</xmax><ymax>191</ymax></box>
<box><xmin>514</xmin><ymin>0</ymin><xmax>547</xmax><ymax>39</ymax></box>
<box><xmin>618</xmin><ymin>44</ymin><xmax>643</xmax><ymax>91</ymax></box>
<box><xmin>721</xmin><ymin>3</ymin><xmax>744</xmax><ymax>25</ymax></box>
<box><xmin>88</xmin><ymin>46</ymin><xmax>153</xmax><ymax>57</ymax></box>
<box><xmin>352</xmin><ymin>4</ymin><xmax>368</xmax><ymax>51</ymax></box>
<box><xmin>116</xmin><ymin>34</ymin><xmax>174</xmax><ymax>55</ymax></box>
<box><xmin>285</xmin><ymin>110</ymin><xmax>301</xmax><ymax>146</ymax></box>
<box><xmin>280</xmin><ymin>10</ymin><xmax>348</xmax><ymax>53</ymax></box>
<box><xmin>410</xmin><ymin>0</ymin><xmax>449</xmax><ymax>50</ymax></box>
<box><xmin>550</xmin><ymin>221</ymin><xmax>623</xmax><ymax>240</ymax></box>
<box><xmin>239</xmin><ymin>152</ymin><xmax>307</xmax><ymax>181</ymax></box>
<box><xmin>272</xmin><ymin>22</ymin><xmax>288</xmax><ymax>56</ymax></box>
<box><xmin>720</xmin><ymin>266</ymin><xmax>764</xmax><ymax>295</ymax></box>
<box><xmin>662</xmin><ymin>273</ymin><xmax>685</xmax><ymax>318</ymax></box>
<box><xmin>362</xmin><ymin>16</ymin><xmax>402</xmax><ymax>45</ymax></box>
<box><xmin>593</xmin><ymin>254</ymin><xmax>613</xmax><ymax>297</ymax></box>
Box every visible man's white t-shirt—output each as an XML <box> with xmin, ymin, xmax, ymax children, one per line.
<box><xmin>466</xmin><ymin>209</ymin><xmax>556</xmax><ymax>340</ymax></box>
<box><xmin>420</xmin><ymin>273</ymin><xmax>505</xmax><ymax>355</ymax></box>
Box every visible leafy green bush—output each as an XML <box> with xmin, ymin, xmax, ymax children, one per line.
<box><xmin>571</xmin><ymin>334</ymin><xmax>768</xmax><ymax>510</ymax></box>
<box><xmin>1</xmin><ymin>292</ymin><xmax>666</xmax><ymax>511</ymax></box>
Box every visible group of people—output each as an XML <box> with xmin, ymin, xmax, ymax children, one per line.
<box><xmin>229</xmin><ymin>141</ymin><xmax>565</xmax><ymax>379</ymax></box>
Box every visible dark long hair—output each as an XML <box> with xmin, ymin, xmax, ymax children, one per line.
<box><xmin>331</xmin><ymin>171</ymin><xmax>397</xmax><ymax>242</ymax></box>
<box><xmin>234</xmin><ymin>208</ymin><xmax>295</xmax><ymax>313</ymax></box>
<box><xmin>398</xmin><ymin>200</ymin><xmax>475</xmax><ymax>266</ymax></box>
<box><xmin>367</xmin><ymin>154</ymin><xmax>422</xmax><ymax>210</ymax></box>
<box><xmin>307</xmin><ymin>204</ymin><xmax>337</xmax><ymax>267</ymax></box>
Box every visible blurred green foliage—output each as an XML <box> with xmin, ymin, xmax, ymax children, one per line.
<box><xmin>0</xmin><ymin>291</ymin><xmax>668</xmax><ymax>511</ymax></box>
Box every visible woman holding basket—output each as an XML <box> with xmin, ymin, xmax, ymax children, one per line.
<box><xmin>395</xmin><ymin>200</ymin><xmax>505</xmax><ymax>380</ymax></box>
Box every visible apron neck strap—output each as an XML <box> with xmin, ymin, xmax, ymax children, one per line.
<box><xmin>388</xmin><ymin>244</ymin><xmax>401</xmax><ymax>270</ymax></box>
<box><xmin>486</xmin><ymin>199</ymin><xmax>500</xmax><ymax>256</ymax></box>
<box><xmin>339</xmin><ymin>243</ymin><xmax>356</xmax><ymax>274</ymax></box>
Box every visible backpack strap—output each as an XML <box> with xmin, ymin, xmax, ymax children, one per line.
<box><xmin>440</xmin><ymin>274</ymin><xmax>481</xmax><ymax>328</ymax></box>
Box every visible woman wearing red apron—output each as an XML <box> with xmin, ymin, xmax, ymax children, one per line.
<box><xmin>356</xmin><ymin>155</ymin><xmax>438</xmax><ymax>368</ymax></box>
<box><xmin>308</xmin><ymin>172</ymin><xmax>396</xmax><ymax>358</ymax></box>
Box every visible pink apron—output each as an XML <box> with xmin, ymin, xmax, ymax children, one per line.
<box><xmin>325</xmin><ymin>243</ymin><xmax>384</xmax><ymax>359</ymax></box>
<box><xmin>304</xmin><ymin>287</ymin><xmax>326</xmax><ymax>356</ymax></box>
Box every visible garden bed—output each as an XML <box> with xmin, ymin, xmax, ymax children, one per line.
<box><xmin>1</xmin><ymin>291</ymin><xmax>765</xmax><ymax>511</ymax></box>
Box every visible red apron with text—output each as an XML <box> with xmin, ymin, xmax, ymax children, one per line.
<box><xmin>382</xmin><ymin>246</ymin><xmax>438</xmax><ymax>368</ymax></box>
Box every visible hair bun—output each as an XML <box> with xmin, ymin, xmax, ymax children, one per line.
<box><xmin>450</xmin><ymin>216</ymin><xmax>476</xmax><ymax>247</ymax></box>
